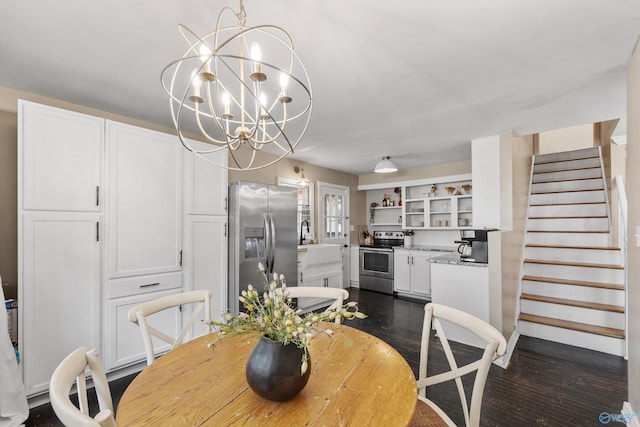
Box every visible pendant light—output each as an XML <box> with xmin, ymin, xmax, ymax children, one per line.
<box><xmin>374</xmin><ymin>156</ymin><xmax>398</xmax><ymax>173</ymax></box>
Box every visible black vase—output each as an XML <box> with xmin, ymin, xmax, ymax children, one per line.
<box><xmin>245</xmin><ymin>337</ymin><xmax>311</xmax><ymax>402</ymax></box>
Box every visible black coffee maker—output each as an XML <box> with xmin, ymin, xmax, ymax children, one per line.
<box><xmin>454</xmin><ymin>229</ymin><xmax>489</xmax><ymax>263</ymax></box>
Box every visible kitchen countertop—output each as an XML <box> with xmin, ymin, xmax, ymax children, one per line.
<box><xmin>396</xmin><ymin>245</ymin><xmax>456</xmax><ymax>252</ymax></box>
<box><xmin>429</xmin><ymin>252</ymin><xmax>488</xmax><ymax>267</ymax></box>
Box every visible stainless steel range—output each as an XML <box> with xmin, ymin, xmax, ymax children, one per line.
<box><xmin>358</xmin><ymin>231</ymin><xmax>404</xmax><ymax>295</ymax></box>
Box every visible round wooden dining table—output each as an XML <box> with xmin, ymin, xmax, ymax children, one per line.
<box><xmin>116</xmin><ymin>323</ymin><xmax>417</xmax><ymax>426</ymax></box>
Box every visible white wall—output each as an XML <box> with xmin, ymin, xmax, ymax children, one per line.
<box><xmin>626</xmin><ymin>38</ymin><xmax>640</xmax><ymax>418</ymax></box>
<box><xmin>538</xmin><ymin>123</ymin><xmax>593</xmax><ymax>154</ymax></box>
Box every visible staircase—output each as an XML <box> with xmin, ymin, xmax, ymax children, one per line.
<box><xmin>518</xmin><ymin>147</ymin><xmax>626</xmax><ymax>356</ymax></box>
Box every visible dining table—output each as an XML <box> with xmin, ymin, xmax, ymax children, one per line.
<box><xmin>116</xmin><ymin>323</ymin><xmax>417</xmax><ymax>426</ymax></box>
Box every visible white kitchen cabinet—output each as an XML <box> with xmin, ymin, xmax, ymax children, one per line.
<box><xmin>19</xmin><ymin>102</ymin><xmax>230</xmax><ymax>401</ymax></box>
<box><xmin>106</xmin><ymin>121</ymin><xmax>183</xmax><ymax>279</ymax></box>
<box><xmin>105</xmin><ymin>288</ymin><xmax>181</xmax><ymax>370</ymax></box>
<box><xmin>394</xmin><ymin>249</ymin><xmax>437</xmax><ymax>298</ymax></box>
<box><xmin>297</xmin><ymin>244</ymin><xmax>343</xmax><ymax>311</ymax></box>
<box><xmin>349</xmin><ymin>245</ymin><xmax>360</xmax><ymax>286</ymax></box>
<box><xmin>430</xmin><ymin>262</ymin><xmax>489</xmax><ymax>349</ymax></box>
<box><xmin>20</xmin><ymin>102</ymin><xmax>104</xmax><ymax>212</ymax></box>
<box><xmin>184</xmin><ymin>215</ymin><xmax>227</xmax><ymax>332</ymax></box>
<box><xmin>402</xmin><ymin>176</ymin><xmax>473</xmax><ymax>229</ymax></box>
<box><xmin>18</xmin><ymin>100</ymin><xmax>104</xmax><ymax>398</ymax></box>
<box><xmin>20</xmin><ymin>212</ymin><xmax>101</xmax><ymax>396</ymax></box>
<box><xmin>184</xmin><ymin>140</ymin><xmax>228</xmax><ymax>216</ymax></box>
<box><xmin>183</xmin><ymin>140</ymin><xmax>228</xmax><ymax>332</ymax></box>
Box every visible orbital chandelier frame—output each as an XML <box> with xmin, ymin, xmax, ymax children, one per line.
<box><xmin>161</xmin><ymin>0</ymin><xmax>313</xmax><ymax>170</ymax></box>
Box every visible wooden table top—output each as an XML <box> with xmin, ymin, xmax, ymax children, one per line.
<box><xmin>117</xmin><ymin>324</ymin><xmax>417</xmax><ymax>426</ymax></box>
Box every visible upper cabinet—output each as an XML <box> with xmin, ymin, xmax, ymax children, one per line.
<box><xmin>20</xmin><ymin>102</ymin><xmax>104</xmax><ymax>212</ymax></box>
<box><xmin>472</xmin><ymin>135</ymin><xmax>512</xmax><ymax>230</ymax></box>
<box><xmin>403</xmin><ymin>178</ymin><xmax>473</xmax><ymax>229</ymax></box>
<box><xmin>363</xmin><ymin>174</ymin><xmax>473</xmax><ymax>230</ymax></box>
<box><xmin>106</xmin><ymin>121</ymin><xmax>183</xmax><ymax>279</ymax></box>
<box><xmin>184</xmin><ymin>140</ymin><xmax>228</xmax><ymax>216</ymax></box>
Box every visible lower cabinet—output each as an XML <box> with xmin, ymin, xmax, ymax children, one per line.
<box><xmin>20</xmin><ymin>212</ymin><xmax>101</xmax><ymax>396</ymax></box>
<box><xmin>297</xmin><ymin>245</ymin><xmax>343</xmax><ymax>312</ymax></box>
<box><xmin>298</xmin><ymin>266</ymin><xmax>343</xmax><ymax>311</ymax></box>
<box><xmin>430</xmin><ymin>262</ymin><xmax>489</xmax><ymax>349</ymax></box>
<box><xmin>105</xmin><ymin>281</ymin><xmax>182</xmax><ymax>370</ymax></box>
<box><xmin>394</xmin><ymin>250</ymin><xmax>439</xmax><ymax>298</ymax></box>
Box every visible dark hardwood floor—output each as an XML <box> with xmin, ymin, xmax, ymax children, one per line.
<box><xmin>26</xmin><ymin>288</ymin><xmax>628</xmax><ymax>426</ymax></box>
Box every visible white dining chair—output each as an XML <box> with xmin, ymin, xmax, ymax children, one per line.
<box><xmin>284</xmin><ymin>287</ymin><xmax>349</xmax><ymax>323</ymax></box>
<box><xmin>412</xmin><ymin>303</ymin><xmax>507</xmax><ymax>427</ymax></box>
<box><xmin>49</xmin><ymin>347</ymin><xmax>116</xmax><ymax>427</ymax></box>
<box><xmin>128</xmin><ymin>290</ymin><xmax>212</xmax><ymax>365</ymax></box>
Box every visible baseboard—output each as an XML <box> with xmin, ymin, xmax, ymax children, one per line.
<box><xmin>622</xmin><ymin>401</ymin><xmax>640</xmax><ymax>427</ymax></box>
<box><xmin>493</xmin><ymin>330</ymin><xmax>519</xmax><ymax>369</ymax></box>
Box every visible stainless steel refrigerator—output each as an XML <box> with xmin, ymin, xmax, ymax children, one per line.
<box><xmin>228</xmin><ymin>181</ymin><xmax>298</xmax><ymax>314</ymax></box>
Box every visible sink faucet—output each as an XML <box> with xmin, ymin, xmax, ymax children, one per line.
<box><xmin>300</xmin><ymin>220</ymin><xmax>310</xmax><ymax>245</ymax></box>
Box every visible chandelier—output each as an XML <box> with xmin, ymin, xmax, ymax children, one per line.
<box><xmin>161</xmin><ymin>0</ymin><xmax>313</xmax><ymax>170</ymax></box>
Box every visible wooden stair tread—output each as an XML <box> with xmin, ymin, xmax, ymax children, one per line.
<box><xmin>521</xmin><ymin>293</ymin><xmax>624</xmax><ymax>313</ymax></box>
<box><xmin>526</xmin><ymin>244</ymin><xmax>620</xmax><ymax>251</ymax></box>
<box><xmin>522</xmin><ymin>275</ymin><xmax>624</xmax><ymax>290</ymax></box>
<box><xmin>519</xmin><ymin>313</ymin><xmax>624</xmax><ymax>339</ymax></box>
<box><xmin>528</xmin><ymin>216</ymin><xmax>607</xmax><ymax>219</ymax></box>
<box><xmin>524</xmin><ymin>259</ymin><xmax>623</xmax><ymax>269</ymax></box>
<box><xmin>530</xmin><ymin>188</ymin><xmax>603</xmax><ymax>195</ymax></box>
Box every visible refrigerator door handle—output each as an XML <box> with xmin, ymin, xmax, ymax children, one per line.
<box><xmin>263</xmin><ymin>212</ymin><xmax>272</xmax><ymax>273</ymax></box>
<box><xmin>268</xmin><ymin>213</ymin><xmax>276</xmax><ymax>274</ymax></box>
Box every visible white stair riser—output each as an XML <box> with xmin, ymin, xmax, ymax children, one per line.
<box><xmin>520</xmin><ymin>300</ymin><xmax>624</xmax><ymax>329</ymax></box>
<box><xmin>527</xmin><ymin>217</ymin><xmax>609</xmax><ymax>231</ymax></box>
<box><xmin>529</xmin><ymin>203</ymin><xmax>607</xmax><ymax>218</ymax></box>
<box><xmin>525</xmin><ymin>247</ymin><xmax>622</xmax><ymax>265</ymax></box>
<box><xmin>531</xmin><ymin>178</ymin><xmax>603</xmax><ymax>193</ymax></box>
<box><xmin>525</xmin><ymin>232</ymin><xmax>610</xmax><ymax>246</ymax></box>
<box><xmin>518</xmin><ymin>321</ymin><xmax>624</xmax><ymax>356</ymax></box>
<box><xmin>535</xmin><ymin>148</ymin><xmax>600</xmax><ymax>163</ymax></box>
<box><xmin>530</xmin><ymin>190</ymin><xmax>605</xmax><ymax>205</ymax></box>
<box><xmin>522</xmin><ymin>280</ymin><xmax>625</xmax><ymax>306</ymax></box>
<box><xmin>533</xmin><ymin>157</ymin><xmax>601</xmax><ymax>173</ymax></box>
<box><xmin>532</xmin><ymin>168</ymin><xmax>601</xmax><ymax>183</ymax></box>
<box><xmin>524</xmin><ymin>263</ymin><xmax>624</xmax><ymax>284</ymax></box>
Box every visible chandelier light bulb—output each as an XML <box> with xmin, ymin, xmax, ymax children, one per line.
<box><xmin>221</xmin><ymin>92</ymin><xmax>232</xmax><ymax>119</ymax></box>
<box><xmin>279</xmin><ymin>72</ymin><xmax>289</xmax><ymax>89</ymax></box>
<box><xmin>250</xmin><ymin>42</ymin><xmax>262</xmax><ymax>61</ymax></box>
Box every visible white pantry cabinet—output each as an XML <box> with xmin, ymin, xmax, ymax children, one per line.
<box><xmin>18</xmin><ymin>101</ymin><xmax>104</xmax><ymax>397</ymax></box>
<box><xmin>106</xmin><ymin>121</ymin><xmax>183</xmax><ymax>279</ymax></box>
<box><xmin>20</xmin><ymin>212</ymin><xmax>101</xmax><ymax>396</ymax></box>
<box><xmin>394</xmin><ymin>249</ymin><xmax>438</xmax><ymax>298</ymax></box>
<box><xmin>20</xmin><ymin>102</ymin><xmax>104</xmax><ymax>212</ymax></box>
<box><xmin>183</xmin><ymin>140</ymin><xmax>228</xmax><ymax>330</ymax></box>
<box><xmin>19</xmin><ymin>101</ymin><xmax>229</xmax><ymax>396</ymax></box>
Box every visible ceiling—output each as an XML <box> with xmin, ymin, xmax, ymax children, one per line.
<box><xmin>1</xmin><ymin>1</ymin><xmax>639</xmax><ymax>175</ymax></box>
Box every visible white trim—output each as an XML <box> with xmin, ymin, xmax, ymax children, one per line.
<box><xmin>357</xmin><ymin>173</ymin><xmax>472</xmax><ymax>191</ymax></box>
<box><xmin>622</xmin><ymin>401</ymin><xmax>640</xmax><ymax>427</ymax></box>
<box><xmin>493</xmin><ymin>330</ymin><xmax>519</xmax><ymax>369</ymax></box>
<box><xmin>612</xmin><ymin>135</ymin><xmax>627</xmax><ymax>145</ymax></box>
